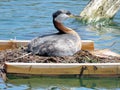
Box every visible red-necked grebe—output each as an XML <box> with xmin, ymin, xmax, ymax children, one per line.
<box><xmin>27</xmin><ymin>10</ymin><xmax>82</xmax><ymax>56</ymax></box>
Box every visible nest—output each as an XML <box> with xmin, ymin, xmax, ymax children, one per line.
<box><xmin>0</xmin><ymin>47</ymin><xmax>120</xmax><ymax>64</ymax></box>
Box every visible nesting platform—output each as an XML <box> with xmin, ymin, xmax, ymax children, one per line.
<box><xmin>0</xmin><ymin>40</ymin><xmax>120</xmax><ymax>78</ymax></box>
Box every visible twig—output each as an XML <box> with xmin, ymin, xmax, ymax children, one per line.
<box><xmin>14</xmin><ymin>52</ymin><xmax>32</xmax><ymax>60</ymax></box>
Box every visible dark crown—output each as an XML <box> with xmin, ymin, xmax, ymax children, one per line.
<box><xmin>52</xmin><ymin>10</ymin><xmax>71</xmax><ymax>18</ymax></box>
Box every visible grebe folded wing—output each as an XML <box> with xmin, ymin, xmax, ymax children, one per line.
<box><xmin>27</xmin><ymin>34</ymin><xmax>81</xmax><ymax>56</ymax></box>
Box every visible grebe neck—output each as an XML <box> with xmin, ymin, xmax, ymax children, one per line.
<box><xmin>53</xmin><ymin>19</ymin><xmax>78</xmax><ymax>35</ymax></box>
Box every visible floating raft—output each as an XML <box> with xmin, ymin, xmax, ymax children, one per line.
<box><xmin>0</xmin><ymin>40</ymin><xmax>120</xmax><ymax>78</ymax></box>
<box><xmin>5</xmin><ymin>63</ymin><xmax>120</xmax><ymax>77</ymax></box>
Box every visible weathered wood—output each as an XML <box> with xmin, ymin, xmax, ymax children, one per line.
<box><xmin>0</xmin><ymin>40</ymin><xmax>29</xmax><ymax>50</ymax></box>
<box><xmin>5</xmin><ymin>63</ymin><xmax>120</xmax><ymax>77</ymax></box>
<box><xmin>0</xmin><ymin>40</ymin><xmax>94</xmax><ymax>51</ymax></box>
<box><xmin>80</xmin><ymin>0</ymin><xmax>120</xmax><ymax>23</ymax></box>
<box><xmin>90</xmin><ymin>49</ymin><xmax>120</xmax><ymax>57</ymax></box>
<box><xmin>82</xmin><ymin>40</ymin><xmax>94</xmax><ymax>50</ymax></box>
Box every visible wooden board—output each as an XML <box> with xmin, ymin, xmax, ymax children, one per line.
<box><xmin>1</xmin><ymin>40</ymin><xmax>120</xmax><ymax>77</ymax></box>
<box><xmin>0</xmin><ymin>40</ymin><xmax>29</xmax><ymax>50</ymax></box>
<box><xmin>0</xmin><ymin>40</ymin><xmax>94</xmax><ymax>51</ymax></box>
<box><xmin>5</xmin><ymin>63</ymin><xmax>120</xmax><ymax>77</ymax></box>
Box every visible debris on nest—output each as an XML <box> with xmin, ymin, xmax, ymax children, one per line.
<box><xmin>0</xmin><ymin>47</ymin><xmax>120</xmax><ymax>64</ymax></box>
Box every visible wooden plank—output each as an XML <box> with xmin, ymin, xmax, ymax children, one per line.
<box><xmin>90</xmin><ymin>49</ymin><xmax>120</xmax><ymax>57</ymax></box>
<box><xmin>0</xmin><ymin>40</ymin><xmax>29</xmax><ymax>50</ymax></box>
<box><xmin>5</xmin><ymin>63</ymin><xmax>120</xmax><ymax>77</ymax></box>
<box><xmin>0</xmin><ymin>40</ymin><xmax>94</xmax><ymax>51</ymax></box>
<box><xmin>81</xmin><ymin>40</ymin><xmax>94</xmax><ymax>50</ymax></box>
<box><xmin>118</xmin><ymin>66</ymin><xmax>120</xmax><ymax>75</ymax></box>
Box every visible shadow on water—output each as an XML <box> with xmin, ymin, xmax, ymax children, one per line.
<box><xmin>0</xmin><ymin>76</ymin><xmax>120</xmax><ymax>90</ymax></box>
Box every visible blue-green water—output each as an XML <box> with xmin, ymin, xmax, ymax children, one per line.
<box><xmin>0</xmin><ymin>0</ymin><xmax>120</xmax><ymax>54</ymax></box>
<box><xmin>0</xmin><ymin>0</ymin><xmax>120</xmax><ymax>89</ymax></box>
<box><xmin>0</xmin><ymin>77</ymin><xmax>120</xmax><ymax>90</ymax></box>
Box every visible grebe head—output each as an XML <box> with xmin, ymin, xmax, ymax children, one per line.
<box><xmin>53</xmin><ymin>10</ymin><xmax>72</xmax><ymax>23</ymax></box>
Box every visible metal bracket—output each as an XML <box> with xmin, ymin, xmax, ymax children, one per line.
<box><xmin>79</xmin><ymin>66</ymin><xmax>87</xmax><ymax>78</ymax></box>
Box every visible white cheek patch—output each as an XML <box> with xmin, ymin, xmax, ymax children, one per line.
<box><xmin>55</xmin><ymin>14</ymin><xmax>69</xmax><ymax>23</ymax></box>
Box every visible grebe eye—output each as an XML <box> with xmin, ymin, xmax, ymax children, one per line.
<box><xmin>66</xmin><ymin>11</ymin><xmax>71</xmax><ymax>15</ymax></box>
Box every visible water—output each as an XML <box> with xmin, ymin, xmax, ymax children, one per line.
<box><xmin>0</xmin><ymin>0</ymin><xmax>120</xmax><ymax>53</ymax></box>
<box><xmin>0</xmin><ymin>0</ymin><xmax>120</xmax><ymax>89</ymax></box>
<box><xmin>0</xmin><ymin>77</ymin><xmax>120</xmax><ymax>90</ymax></box>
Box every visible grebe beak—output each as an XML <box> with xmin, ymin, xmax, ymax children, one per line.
<box><xmin>69</xmin><ymin>14</ymin><xmax>81</xmax><ymax>19</ymax></box>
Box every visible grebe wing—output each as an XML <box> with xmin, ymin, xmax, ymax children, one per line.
<box><xmin>27</xmin><ymin>34</ymin><xmax>81</xmax><ymax>56</ymax></box>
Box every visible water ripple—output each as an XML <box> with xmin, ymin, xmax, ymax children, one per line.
<box><xmin>0</xmin><ymin>0</ymin><xmax>120</xmax><ymax>54</ymax></box>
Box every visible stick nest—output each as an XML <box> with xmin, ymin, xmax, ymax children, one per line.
<box><xmin>0</xmin><ymin>47</ymin><xmax>120</xmax><ymax>64</ymax></box>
